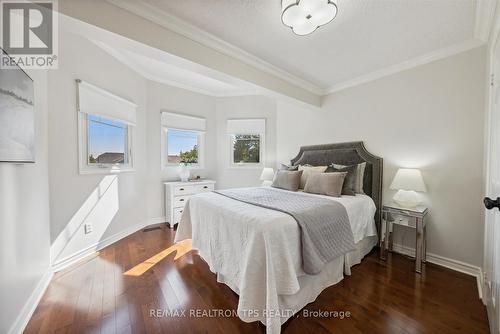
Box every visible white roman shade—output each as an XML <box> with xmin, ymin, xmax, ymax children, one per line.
<box><xmin>161</xmin><ymin>111</ymin><xmax>206</xmax><ymax>132</ymax></box>
<box><xmin>226</xmin><ymin>119</ymin><xmax>266</xmax><ymax>135</ymax></box>
<box><xmin>77</xmin><ymin>80</ymin><xmax>138</xmax><ymax>126</ymax></box>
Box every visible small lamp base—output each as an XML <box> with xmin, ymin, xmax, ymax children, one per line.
<box><xmin>393</xmin><ymin>189</ymin><xmax>420</xmax><ymax>208</ymax></box>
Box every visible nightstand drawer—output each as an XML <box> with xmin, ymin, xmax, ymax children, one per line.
<box><xmin>174</xmin><ymin>207</ymin><xmax>184</xmax><ymax>225</ymax></box>
<box><xmin>391</xmin><ymin>214</ymin><xmax>416</xmax><ymax>228</ymax></box>
<box><xmin>173</xmin><ymin>195</ymin><xmax>190</xmax><ymax>208</ymax></box>
<box><xmin>174</xmin><ymin>185</ymin><xmax>195</xmax><ymax>196</ymax></box>
<box><xmin>194</xmin><ymin>184</ymin><xmax>214</xmax><ymax>193</ymax></box>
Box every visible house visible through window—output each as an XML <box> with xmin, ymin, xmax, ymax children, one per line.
<box><xmin>232</xmin><ymin>134</ymin><xmax>261</xmax><ymax>164</ymax></box>
<box><xmin>77</xmin><ymin>80</ymin><xmax>137</xmax><ymax>174</ymax></box>
<box><xmin>88</xmin><ymin>115</ymin><xmax>128</xmax><ymax>165</ymax></box>
<box><xmin>166</xmin><ymin>129</ymin><xmax>199</xmax><ymax>165</ymax></box>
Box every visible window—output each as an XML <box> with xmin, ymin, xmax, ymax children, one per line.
<box><xmin>87</xmin><ymin>115</ymin><xmax>129</xmax><ymax>165</ymax></box>
<box><xmin>227</xmin><ymin>119</ymin><xmax>265</xmax><ymax>168</ymax></box>
<box><xmin>77</xmin><ymin>80</ymin><xmax>137</xmax><ymax>174</ymax></box>
<box><xmin>231</xmin><ymin>134</ymin><xmax>261</xmax><ymax>164</ymax></box>
<box><xmin>165</xmin><ymin>129</ymin><xmax>200</xmax><ymax>165</ymax></box>
<box><xmin>161</xmin><ymin>111</ymin><xmax>206</xmax><ymax>169</ymax></box>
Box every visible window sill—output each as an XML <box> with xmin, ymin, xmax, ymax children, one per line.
<box><xmin>79</xmin><ymin>167</ymin><xmax>135</xmax><ymax>175</ymax></box>
<box><xmin>163</xmin><ymin>165</ymin><xmax>205</xmax><ymax>171</ymax></box>
<box><xmin>228</xmin><ymin>164</ymin><xmax>264</xmax><ymax>170</ymax></box>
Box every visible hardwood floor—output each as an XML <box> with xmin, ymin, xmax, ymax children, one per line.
<box><xmin>25</xmin><ymin>224</ymin><xmax>489</xmax><ymax>334</ymax></box>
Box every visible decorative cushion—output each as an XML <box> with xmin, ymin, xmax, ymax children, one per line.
<box><xmin>326</xmin><ymin>164</ymin><xmax>357</xmax><ymax>196</ymax></box>
<box><xmin>271</xmin><ymin>170</ymin><xmax>303</xmax><ymax>191</ymax></box>
<box><xmin>332</xmin><ymin>162</ymin><xmax>366</xmax><ymax>194</ymax></box>
<box><xmin>298</xmin><ymin>165</ymin><xmax>328</xmax><ymax>189</ymax></box>
<box><xmin>304</xmin><ymin>172</ymin><xmax>347</xmax><ymax>197</ymax></box>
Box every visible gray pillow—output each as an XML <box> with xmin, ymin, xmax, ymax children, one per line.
<box><xmin>332</xmin><ymin>162</ymin><xmax>366</xmax><ymax>194</ymax></box>
<box><xmin>326</xmin><ymin>164</ymin><xmax>357</xmax><ymax>196</ymax></box>
<box><xmin>304</xmin><ymin>172</ymin><xmax>347</xmax><ymax>197</ymax></box>
<box><xmin>271</xmin><ymin>170</ymin><xmax>303</xmax><ymax>191</ymax></box>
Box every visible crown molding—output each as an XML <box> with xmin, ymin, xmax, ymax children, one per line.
<box><xmin>475</xmin><ymin>0</ymin><xmax>498</xmax><ymax>42</ymax></box>
<box><xmin>105</xmin><ymin>0</ymin><xmax>325</xmax><ymax>96</ymax></box>
<box><xmin>326</xmin><ymin>39</ymin><xmax>485</xmax><ymax>94</ymax></box>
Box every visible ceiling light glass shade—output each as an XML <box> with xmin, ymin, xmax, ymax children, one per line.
<box><xmin>281</xmin><ymin>0</ymin><xmax>338</xmax><ymax>36</ymax></box>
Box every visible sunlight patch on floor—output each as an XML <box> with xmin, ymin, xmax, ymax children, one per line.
<box><xmin>123</xmin><ymin>239</ymin><xmax>193</xmax><ymax>276</ymax></box>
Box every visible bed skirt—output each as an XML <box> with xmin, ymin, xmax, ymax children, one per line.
<box><xmin>198</xmin><ymin>235</ymin><xmax>378</xmax><ymax>333</ymax></box>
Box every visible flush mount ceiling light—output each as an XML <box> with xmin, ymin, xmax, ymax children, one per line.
<box><xmin>281</xmin><ymin>0</ymin><xmax>338</xmax><ymax>36</ymax></box>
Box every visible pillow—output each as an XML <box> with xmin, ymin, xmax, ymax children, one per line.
<box><xmin>271</xmin><ymin>170</ymin><xmax>303</xmax><ymax>191</ymax></box>
<box><xmin>279</xmin><ymin>163</ymin><xmax>298</xmax><ymax>171</ymax></box>
<box><xmin>304</xmin><ymin>172</ymin><xmax>347</xmax><ymax>197</ymax></box>
<box><xmin>298</xmin><ymin>165</ymin><xmax>328</xmax><ymax>189</ymax></box>
<box><xmin>332</xmin><ymin>162</ymin><xmax>366</xmax><ymax>194</ymax></box>
<box><xmin>326</xmin><ymin>164</ymin><xmax>357</xmax><ymax>196</ymax></box>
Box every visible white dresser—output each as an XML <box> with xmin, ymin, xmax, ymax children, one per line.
<box><xmin>164</xmin><ymin>180</ymin><xmax>216</xmax><ymax>228</ymax></box>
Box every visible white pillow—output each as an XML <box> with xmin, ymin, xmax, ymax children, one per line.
<box><xmin>298</xmin><ymin>165</ymin><xmax>328</xmax><ymax>189</ymax></box>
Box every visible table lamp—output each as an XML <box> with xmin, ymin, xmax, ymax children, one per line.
<box><xmin>390</xmin><ymin>168</ymin><xmax>427</xmax><ymax>208</ymax></box>
<box><xmin>260</xmin><ymin>167</ymin><xmax>275</xmax><ymax>186</ymax></box>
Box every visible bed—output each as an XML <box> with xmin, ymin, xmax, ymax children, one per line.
<box><xmin>174</xmin><ymin>142</ymin><xmax>383</xmax><ymax>334</ymax></box>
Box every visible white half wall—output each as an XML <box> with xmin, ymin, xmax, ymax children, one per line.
<box><xmin>48</xmin><ymin>30</ymin><xmax>149</xmax><ymax>263</ymax></box>
<box><xmin>146</xmin><ymin>80</ymin><xmax>217</xmax><ymax>219</ymax></box>
<box><xmin>277</xmin><ymin>46</ymin><xmax>487</xmax><ymax>267</ymax></box>
<box><xmin>0</xmin><ymin>70</ymin><xmax>52</xmax><ymax>334</ymax></box>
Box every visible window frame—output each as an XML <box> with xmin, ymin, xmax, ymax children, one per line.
<box><xmin>161</xmin><ymin>127</ymin><xmax>205</xmax><ymax>170</ymax></box>
<box><xmin>228</xmin><ymin>132</ymin><xmax>265</xmax><ymax>169</ymax></box>
<box><xmin>78</xmin><ymin>112</ymin><xmax>135</xmax><ymax>175</ymax></box>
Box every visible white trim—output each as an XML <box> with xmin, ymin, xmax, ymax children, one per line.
<box><xmin>51</xmin><ymin>219</ymin><xmax>153</xmax><ymax>272</ymax></box>
<box><xmin>105</xmin><ymin>0</ymin><xmax>324</xmax><ymax>96</ymax></box>
<box><xmin>475</xmin><ymin>0</ymin><xmax>498</xmax><ymax>43</ymax></box>
<box><xmin>7</xmin><ymin>269</ymin><xmax>53</xmax><ymax>334</ymax></box>
<box><xmin>77</xmin><ymin>112</ymin><xmax>135</xmax><ymax>175</ymax></box>
<box><xmin>392</xmin><ymin>243</ymin><xmax>483</xmax><ymax>300</ymax></box>
<box><xmin>326</xmin><ymin>39</ymin><xmax>485</xmax><ymax>94</ymax></box>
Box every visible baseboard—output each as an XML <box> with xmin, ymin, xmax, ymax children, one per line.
<box><xmin>8</xmin><ymin>268</ymin><xmax>53</xmax><ymax>334</ymax></box>
<box><xmin>51</xmin><ymin>218</ymin><xmax>163</xmax><ymax>272</ymax></box>
<box><xmin>392</xmin><ymin>243</ymin><xmax>483</xmax><ymax>300</ymax></box>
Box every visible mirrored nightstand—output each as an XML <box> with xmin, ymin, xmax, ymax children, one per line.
<box><xmin>379</xmin><ymin>203</ymin><xmax>429</xmax><ymax>273</ymax></box>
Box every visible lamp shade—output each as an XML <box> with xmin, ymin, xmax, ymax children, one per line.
<box><xmin>260</xmin><ymin>168</ymin><xmax>275</xmax><ymax>181</ymax></box>
<box><xmin>390</xmin><ymin>168</ymin><xmax>427</xmax><ymax>192</ymax></box>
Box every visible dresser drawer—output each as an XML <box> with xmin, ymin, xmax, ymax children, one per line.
<box><xmin>194</xmin><ymin>183</ymin><xmax>214</xmax><ymax>193</ymax></box>
<box><xmin>173</xmin><ymin>195</ymin><xmax>190</xmax><ymax>208</ymax></box>
<box><xmin>174</xmin><ymin>207</ymin><xmax>184</xmax><ymax>225</ymax></box>
<box><xmin>174</xmin><ymin>185</ymin><xmax>195</xmax><ymax>196</ymax></box>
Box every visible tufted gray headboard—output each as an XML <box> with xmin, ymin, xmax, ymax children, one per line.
<box><xmin>290</xmin><ymin>141</ymin><xmax>383</xmax><ymax>233</ymax></box>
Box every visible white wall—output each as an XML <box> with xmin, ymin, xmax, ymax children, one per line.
<box><xmin>146</xmin><ymin>80</ymin><xmax>217</xmax><ymax>220</ymax></box>
<box><xmin>277</xmin><ymin>46</ymin><xmax>487</xmax><ymax>266</ymax></box>
<box><xmin>0</xmin><ymin>70</ymin><xmax>52</xmax><ymax>334</ymax></box>
<box><xmin>215</xmin><ymin>96</ymin><xmax>277</xmax><ymax>189</ymax></box>
<box><xmin>48</xmin><ymin>30</ymin><xmax>149</xmax><ymax>262</ymax></box>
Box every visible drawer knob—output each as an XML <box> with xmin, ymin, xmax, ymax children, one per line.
<box><xmin>203</xmin><ymin>186</ymin><xmax>208</xmax><ymax>189</ymax></box>
<box><xmin>180</xmin><ymin>199</ymin><xmax>185</xmax><ymax>202</ymax></box>
<box><xmin>179</xmin><ymin>188</ymin><xmax>184</xmax><ymax>191</ymax></box>
<box><xmin>180</xmin><ymin>210</ymin><xmax>183</xmax><ymax>213</ymax></box>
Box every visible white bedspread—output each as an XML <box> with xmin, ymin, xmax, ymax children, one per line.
<box><xmin>174</xmin><ymin>187</ymin><xmax>377</xmax><ymax>333</ymax></box>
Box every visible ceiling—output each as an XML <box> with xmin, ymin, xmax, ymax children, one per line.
<box><xmin>109</xmin><ymin>0</ymin><xmax>484</xmax><ymax>94</ymax></box>
<box><xmin>60</xmin><ymin>14</ymin><xmax>261</xmax><ymax>97</ymax></box>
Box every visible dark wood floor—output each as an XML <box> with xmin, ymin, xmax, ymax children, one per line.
<box><xmin>25</xmin><ymin>224</ymin><xmax>489</xmax><ymax>334</ymax></box>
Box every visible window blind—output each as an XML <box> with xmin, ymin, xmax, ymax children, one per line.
<box><xmin>77</xmin><ymin>80</ymin><xmax>138</xmax><ymax>126</ymax></box>
<box><xmin>161</xmin><ymin>111</ymin><xmax>206</xmax><ymax>132</ymax></box>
